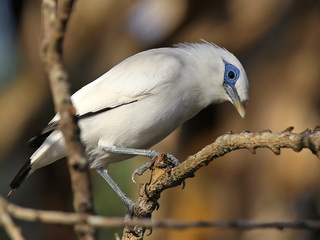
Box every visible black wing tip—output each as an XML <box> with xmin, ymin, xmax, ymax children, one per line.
<box><xmin>28</xmin><ymin>121</ymin><xmax>58</xmax><ymax>148</ymax></box>
<box><xmin>28</xmin><ymin>131</ymin><xmax>53</xmax><ymax>148</ymax></box>
<box><xmin>8</xmin><ymin>160</ymin><xmax>32</xmax><ymax>197</ymax></box>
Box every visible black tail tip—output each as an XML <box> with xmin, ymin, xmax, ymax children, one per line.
<box><xmin>7</xmin><ymin>188</ymin><xmax>16</xmax><ymax>198</ymax></box>
<box><xmin>8</xmin><ymin>160</ymin><xmax>32</xmax><ymax>198</ymax></box>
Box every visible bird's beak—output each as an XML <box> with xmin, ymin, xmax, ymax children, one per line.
<box><xmin>223</xmin><ymin>83</ymin><xmax>246</xmax><ymax>118</ymax></box>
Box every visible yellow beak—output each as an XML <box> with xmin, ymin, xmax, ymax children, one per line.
<box><xmin>223</xmin><ymin>83</ymin><xmax>246</xmax><ymax>118</ymax></box>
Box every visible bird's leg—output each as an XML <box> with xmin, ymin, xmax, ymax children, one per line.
<box><xmin>103</xmin><ymin>146</ymin><xmax>180</xmax><ymax>182</ymax></box>
<box><xmin>96</xmin><ymin>168</ymin><xmax>135</xmax><ymax>215</ymax></box>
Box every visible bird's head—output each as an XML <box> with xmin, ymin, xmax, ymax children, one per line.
<box><xmin>212</xmin><ymin>43</ymin><xmax>248</xmax><ymax>118</ymax></box>
<box><xmin>179</xmin><ymin>42</ymin><xmax>249</xmax><ymax>118</ymax></box>
<box><xmin>220</xmin><ymin>56</ymin><xmax>248</xmax><ymax>118</ymax></box>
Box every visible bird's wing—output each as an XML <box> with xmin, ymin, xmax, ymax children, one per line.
<box><xmin>27</xmin><ymin>96</ymin><xmax>138</xmax><ymax>148</ymax></box>
<box><xmin>28</xmin><ymin>51</ymin><xmax>183</xmax><ymax>148</ymax></box>
<box><xmin>71</xmin><ymin>49</ymin><xmax>183</xmax><ymax>115</ymax></box>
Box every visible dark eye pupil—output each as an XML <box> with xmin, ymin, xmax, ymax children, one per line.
<box><xmin>228</xmin><ymin>70</ymin><xmax>235</xmax><ymax>79</ymax></box>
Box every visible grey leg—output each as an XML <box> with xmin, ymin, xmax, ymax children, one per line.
<box><xmin>103</xmin><ymin>146</ymin><xmax>160</xmax><ymax>159</ymax></box>
<box><xmin>103</xmin><ymin>146</ymin><xmax>180</xmax><ymax>182</ymax></box>
<box><xmin>96</xmin><ymin>167</ymin><xmax>135</xmax><ymax>213</ymax></box>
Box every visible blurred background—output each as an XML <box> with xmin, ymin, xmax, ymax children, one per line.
<box><xmin>0</xmin><ymin>0</ymin><xmax>320</xmax><ymax>239</ymax></box>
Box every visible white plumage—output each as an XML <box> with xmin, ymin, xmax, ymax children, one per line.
<box><xmin>9</xmin><ymin>42</ymin><xmax>249</xmax><ymax>201</ymax></box>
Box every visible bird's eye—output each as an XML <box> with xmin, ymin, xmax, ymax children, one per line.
<box><xmin>224</xmin><ymin>61</ymin><xmax>240</xmax><ymax>85</ymax></box>
<box><xmin>227</xmin><ymin>70</ymin><xmax>236</xmax><ymax>80</ymax></box>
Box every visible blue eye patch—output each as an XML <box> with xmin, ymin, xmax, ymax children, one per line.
<box><xmin>224</xmin><ymin>60</ymin><xmax>240</xmax><ymax>85</ymax></box>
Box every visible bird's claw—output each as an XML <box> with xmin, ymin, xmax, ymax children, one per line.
<box><xmin>145</xmin><ymin>227</ymin><xmax>153</xmax><ymax>236</ymax></box>
<box><xmin>131</xmin><ymin>152</ymin><xmax>180</xmax><ymax>183</ymax></box>
<box><xmin>131</xmin><ymin>159</ymin><xmax>156</xmax><ymax>183</ymax></box>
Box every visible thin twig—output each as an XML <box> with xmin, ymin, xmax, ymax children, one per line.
<box><xmin>0</xmin><ymin>198</ymin><xmax>25</xmax><ymax>240</ymax></box>
<box><xmin>124</xmin><ymin>126</ymin><xmax>320</xmax><ymax>239</ymax></box>
<box><xmin>2</xmin><ymin>196</ymin><xmax>320</xmax><ymax>231</ymax></box>
<box><xmin>41</xmin><ymin>0</ymin><xmax>95</xmax><ymax>239</ymax></box>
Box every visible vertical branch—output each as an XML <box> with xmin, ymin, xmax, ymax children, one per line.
<box><xmin>41</xmin><ymin>0</ymin><xmax>96</xmax><ymax>239</ymax></box>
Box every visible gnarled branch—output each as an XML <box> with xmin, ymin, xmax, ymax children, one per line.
<box><xmin>1</xmin><ymin>127</ymin><xmax>319</xmax><ymax>239</ymax></box>
<box><xmin>124</xmin><ymin>126</ymin><xmax>320</xmax><ymax>239</ymax></box>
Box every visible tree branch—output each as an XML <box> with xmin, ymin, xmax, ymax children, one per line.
<box><xmin>0</xmin><ymin>198</ymin><xmax>25</xmax><ymax>240</ymax></box>
<box><xmin>2</xmin><ymin>196</ymin><xmax>320</xmax><ymax>231</ymax></box>
<box><xmin>124</xmin><ymin>126</ymin><xmax>320</xmax><ymax>239</ymax></box>
<box><xmin>41</xmin><ymin>0</ymin><xmax>95</xmax><ymax>239</ymax></box>
<box><xmin>1</xmin><ymin>127</ymin><xmax>319</xmax><ymax>239</ymax></box>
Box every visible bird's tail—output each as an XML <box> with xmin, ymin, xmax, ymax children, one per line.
<box><xmin>7</xmin><ymin>160</ymin><xmax>32</xmax><ymax>198</ymax></box>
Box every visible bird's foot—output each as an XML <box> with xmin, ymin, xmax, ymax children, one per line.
<box><xmin>131</xmin><ymin>151</ymin><xmax>180</xmax><ymax>183</ymax></box>
<box><xmin>131</xmin><ymin>159</ymin><xmax>156</xmax><ymax>183</ymax></box>
<box><xmin>103</xmin><ymin>146</ymin><xmax>180</xmax><ymax>182</ymax></box>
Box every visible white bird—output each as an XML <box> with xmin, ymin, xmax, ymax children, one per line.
<box><xmin>8</xmin><ymin>42</ymin><xmax>249</xmax><ymax>210</ymax></box>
